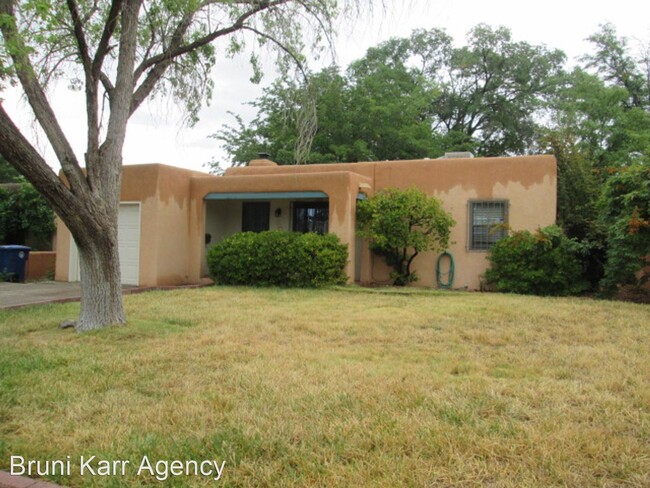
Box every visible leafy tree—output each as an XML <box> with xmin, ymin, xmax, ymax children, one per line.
<box><xmin>427</xmin><ymin>25</ymin><xmax>566</xmax><ymax>156</ymax></box>
<box><xmin>548</xmin><ymin>67</ymin><xmax>650</xmax><ymax>170</ymax></box>
<box><xmin>214</xmin><ymin>25</ymin><xmax>566</xmax><ymax>167</ymax></box>
<box><xmin>0</xmin><ymin>0</ymin><xmax>361</xmax><ymax>331</ymax></box>
<box><xmin>356</xmin><ymin>187</ymin><xmax>455</xmax><ymax>286</ymax></box>
<box><xmin>0</xmin><ymin>154</ymin><xmax>21</xmax><ymax>183</ymax></box>
<box><xmin>538</xmin><ymin>26</ymin><xmax>650</xmax><ymax>290</ymax></box>
<box><xmin>583</xmin><ymin>23</ymin><xmax>650</xmax><ymax>110</ymax></box>
<box><xmin>0</xmin><ymin>182</ymin><xmax>55</xmax><ymax>248</ymax></box>
<box><xmin>213</xmin><ymin>59</ymin><xmax>437</xmax><ymax>165</ymax></box>
<box><xmin>599</xmin><ymin>165</ymin><xmax>650</xmax><ymax>293</ymax></box>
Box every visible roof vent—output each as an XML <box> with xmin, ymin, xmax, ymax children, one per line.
<box><xmin>439</xmin><ymin>152</ymin><xmax>474</xmax><ymax>159</ymax></box>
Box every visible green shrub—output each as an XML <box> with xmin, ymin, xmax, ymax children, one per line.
<box><xmin>484</xmin><ymin>225</ymin><xmax>589</xmax><ymax>296</ymax></box>
<box><xmin>207</xmin><ymin>230</ymin><xmax>348</xmax><ymax>287</ymax></box>
<box><xmin>599</xmin><ymin>165</ymin><xmax>650</xmax><ymax>293</ymax></box>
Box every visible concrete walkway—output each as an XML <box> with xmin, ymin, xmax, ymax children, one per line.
<box><xmin>0</xmin><ymin>281</ymin><xmax>87</xmax><ymax>309</ymax></box>
<box><xmin>0</xmin><ymin>280</ymin><xmax>211</xmax><ymax>309</ymax></box>
<box><xmin>0</xmin><ymin>471</ymin><xmax>63</xmax><ymax>487</ymax></box>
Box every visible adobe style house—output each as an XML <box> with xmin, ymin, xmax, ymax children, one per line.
<box><xmin>55</xmin><ymin>154</ymin><xmax>557</xmax><ymax>290</ymax></box>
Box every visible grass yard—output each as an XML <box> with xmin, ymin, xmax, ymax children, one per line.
<box><xmin>0</xmin><ymin>286</ymin><xmax>649</xmax><ymax>487</ymax></box>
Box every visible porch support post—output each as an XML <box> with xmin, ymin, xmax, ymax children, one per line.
<box><xmin>188</xmin><ymin>179</ymin><xmax>206</xmax><ymax>283</ymax></box>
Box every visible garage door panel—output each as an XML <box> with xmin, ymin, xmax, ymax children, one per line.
<box><xmin>70</xmin><ymin>203</ymin><xmax>140</xmax><ymax>285</ymax></box>
<box><xmin>117</xmin><ymin>203</ymin><xmax>140</xmax><ymax>286</ymax></box>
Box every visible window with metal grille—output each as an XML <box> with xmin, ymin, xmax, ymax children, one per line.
<box><xmin>292</xmin><ymin>201</ymin><xmax>329</xmax><ymax>234</ymax></box>
<box><xmin>469</xmin><ymin>201</ymin><xmax>508</xmax><ymax>250</ymax></box>
<box><xmin>242</xmin><ymin>201</ymin><xmax>270</xmax><ymax>232</ymax></box>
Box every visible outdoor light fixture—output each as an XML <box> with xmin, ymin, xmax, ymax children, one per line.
<box><xmin>274</xmin><ymin>208</ymin><xmax>282</xmax><ymax>217</ymax></box>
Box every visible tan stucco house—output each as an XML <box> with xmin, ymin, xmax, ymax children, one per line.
<box><xmin>55</xmin><ymin>154</ymin><xmax>557</xmax><ymax>290</ymax></box>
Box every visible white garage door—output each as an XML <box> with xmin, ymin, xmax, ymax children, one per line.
<box><xmin>69</xmin><ymin>203</ymin><xmax>141</xmax><ymax>285</ymax></box>
<box><xmin>117</xmin><ymin>203</ymin><xmax>140</xmax><ymax>285</ymax></box>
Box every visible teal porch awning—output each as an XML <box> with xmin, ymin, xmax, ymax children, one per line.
<box><xmin>205</xmin><ymin>191</ymin><xmax>328</xmax><ymax>200</ymax></box>
<box><xmin>205</xmin><ymin>191</ymin><xmax>367</xmax><ymax>200</ymax></box>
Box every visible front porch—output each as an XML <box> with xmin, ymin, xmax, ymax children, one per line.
<box><xmin>189</xmin><ymin>170</ymin><xmax>374</xmax><ymax>285</ymax></box>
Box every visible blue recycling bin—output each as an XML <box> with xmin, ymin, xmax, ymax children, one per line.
<box><xmin>0</xmin><ymin>245</ymin><xmax>31</xmax><ymax>282</ymax></box>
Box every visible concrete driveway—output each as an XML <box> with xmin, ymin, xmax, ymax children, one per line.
<box><xmin>0</xmin><ymin>281</ymin><xmax>85</xmax><ymax>309</ymax></box>
<box><xmin>0</xmin><ymin>281</ymin><xmax>209</xmax><ymax>309</ymax></box>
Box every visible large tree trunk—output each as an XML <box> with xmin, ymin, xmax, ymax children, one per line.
<box><xmin>76</xmin><ymin>232</ymin><xmax>125</xmax><ymax>332</ymax></box>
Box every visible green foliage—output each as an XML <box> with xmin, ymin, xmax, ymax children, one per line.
<box><xmin>0</xmin><ymin>155</ymin><xmax>22</xmax><ymax>183</ymax></box>
<box><xmin>583</xmin><ymin>23</ymin><xmax>650</xmax><ymax>111</ymax></box>
<box><xmin>212</xmin><ymin>62</ymin><xmax>438</xmax><ymax>166</ymax></box>
<box><xmin>207</xmin><ymin>231</ymin><xmax>348</xmax><ymax>288</ymax></box>
<box><xmin>599</xmin><ymin>165</ymin><xmax>650</xmax><ymax>292</ymax></box>
<box><xmin>430</xmin><ymin>24</ymin><xmax>566</xmax><ymax>156</ymax></box>
<box><xmin>212</xmin><ymin>24</ymin><xmax>564</xmax><ymax>168</ymax></box>
<box><xmin>0</xmin><ymin>182</ymin><xmax>55</xmax><ymax>248</ymax></box>
<box><xmin>485</xmin><ymin>225</ymin><xmax>589</xmax><ymax>296</ymax></box>
<box><xmin>356</xmin><ymin>187</ymin><xmax>455</xmax><ymax>286</ymax></box>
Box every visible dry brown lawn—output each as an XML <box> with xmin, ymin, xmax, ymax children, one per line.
<box><xmin>0</xmin><ymin>286</ymin><xmax>649</xmax><ymax>487</ymax></box>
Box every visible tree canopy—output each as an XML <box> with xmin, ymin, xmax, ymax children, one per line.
<box><xmin>213</xmin><ymin>24</ymin><xmax>566</xmax><ymax>166</ymax></box>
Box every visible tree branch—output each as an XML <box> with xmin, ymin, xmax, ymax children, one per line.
<box><xmin>65</xmin><ymin>0</ymin><xmax>92</xmax><ymax>72</ymax></box>
<box><xmin>99</xmin><ymin>71</ymin><xmax>115</xmax><ymax>95</ymax></box>
<box><xmin>96</xmin><ymin>0</ymin><xmax>143</xmax><ymax>201</ymax></box>
<box><xmin>129</xmin><ymin>0</ymin><xmax>290</xmax><ymax>115</ymax></box>
<box><xmin>92</xmin><ymin>0</ymin><xmax>123</xmax><ymax>77</ymax></box>
<box><xmin>66</xmin><ymin>0</ymin><xmax>104</xmax><ymax>169</ymax></box>
<box><xmin>242</xmin><ymin>25</ymin><xmax>308</xmax><ymax>80</ymax></box>
<box><xmin>0</xmin><ymin>0</ymin><xmax>87</xmax><ymax>196</ymax></box>
<box><xmin>0</xmin><ymin>102</ymin><xmax>80</xmax><ymax>224</ymax></box>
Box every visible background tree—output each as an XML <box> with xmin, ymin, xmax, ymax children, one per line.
<box><xmin>213</xmin><ymin>59</ymin><xmax>437</xmax><ymax>165</ymax></box>
<box><xmin>0</xmin><ymin>182</ymin><xmax>55</xmax><ymax>249</ymax></box>
<box><xmin>599</xmin><ymin>166</ymin><xmax>650</xmax><ymax>294</ymax></box>
<box><xmin>539</xmin><ymin>24</ymin><xmax>650</xmax><ymax>291</ymax></box>
<box><xmin>214</xmin><ymin>25</ymin><xmax>565</xmax><ymax>166</ymax></box>
<box><xmin>0</xmin><ymin>154</ymin><xmax>21</xmax><ymax>183</ymax></box>
<box><xmin>427</xmin><ymin>25</ymin><xmax>565</xmax><ymax>156</ymax></box>
<box><xmin>356</xmin><ymin>187</ymin><xmax>455</xmax><ymax>286</ymax></box>
<box><xmin>0</xmin><ymin>0</ymin><xmax>362</xmax><ymax>331</ymax></box>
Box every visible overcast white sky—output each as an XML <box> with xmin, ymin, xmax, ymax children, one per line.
<box><xmin>3</xmin><ymin>0</ymin><xmax>649</xmax><ymax>173</ymax></box>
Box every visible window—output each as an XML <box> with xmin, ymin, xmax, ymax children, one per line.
<box><xmin>470</xmin><ymin>200</ymin><xmax>508</xmax><ymax>250</ymax></box>
<box><xmin>242</xmin><ymin>201</ymin><xmax>270</xmax><ymax>232</ymax></box>
<box><xmin>292</xmin><ymin>201</ymin><xmax>329</xmax><ymax>234</ymax></box>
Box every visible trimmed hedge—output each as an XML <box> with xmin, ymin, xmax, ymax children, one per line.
<box><xmin>484</xmin><ymin>225</ymin><xmax>589</xmax><ymax>296</ymax></box>
<box><xmin>207</xmin><ymin>230</ymin><xmax>348</xmax><ymax>287</ymax></box>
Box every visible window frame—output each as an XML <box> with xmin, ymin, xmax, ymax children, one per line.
<box><xmin>468</xmin><ymin>200</ymin><xmax>509</xmax><ymax>251</ymax></box>
<box><xmin>291</xmin><ymin>200</ymin><xmax>329</xmax><ymax>234</ymax></box>
<box><xmin>241</xmin><ymin>201</ymin><xmax>271</xmax><ymax>233</ymax></box>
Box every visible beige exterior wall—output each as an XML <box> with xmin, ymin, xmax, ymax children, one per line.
<box><xmin>55</xmin><ymin>164</ymin><xmax>204</xmax><ymax>286</ymax></box>
<box><xmin>221</xmin><ymin>156</ymin><xmax>556</xmax><ymax>290</ymax></box>
<box><xmin>55</xmin><ymin>155</ymin><xmax>556</xmax><ymax>291</ymax></box>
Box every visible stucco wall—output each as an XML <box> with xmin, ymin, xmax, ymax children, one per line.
<box><xmin>224</xmin><ymin>156</ymin><xmax>557</xmax><ymax>290</ymax></box>
<box><xmin>55</xmin><ymin>156</ymin><xmax>556</xmax><ymax>291</ymax></box>
<box><xmin>55</xmin><ymin>164</ymin><xmax>204</xmax><ymax>287</ymax></box>
<box><xmin>369</xmin><ymin>156</ymin><xmax>556</xmax><ymax>289</ymax></box>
